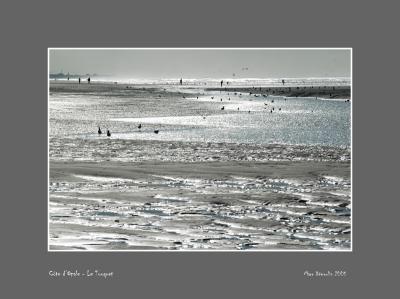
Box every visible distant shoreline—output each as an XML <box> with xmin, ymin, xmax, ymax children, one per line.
<box><xmin>49</xmin><ymin>81</ymin><xmax>351</xmax><ymax>100</ymax></box>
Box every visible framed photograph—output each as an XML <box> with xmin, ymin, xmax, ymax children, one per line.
<box><xmin>48</xmin><ymin>48</ymin><xmax>352</xmax><ymax>251</ymax></box>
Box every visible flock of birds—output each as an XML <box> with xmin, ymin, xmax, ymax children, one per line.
<box><xmin>97</xmin><ymin>93</ymin><xmax>295</xmax><ymax>137</ymax></box>
<box><xmin>206</xmin><ymin>90</ymin><xmax>287</xmax><ymax>116</ymax></box>
<box><xmin>96</xmin><ymin>85</ymin><xmax>349</xmax><ymax>137</ymax></box>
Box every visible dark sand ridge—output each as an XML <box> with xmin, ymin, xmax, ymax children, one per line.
<box><xmin>50</xmin><ymin>81</ymin><xmax>190</xmax><ymax>97</ymax></box>
<box><xmin>207</xmin><ymin>86</ymin><xmax>351</xmax><ymax>99</ymax></box>
<box><xmin>50</xmin><ymin>81</ymin><xmax>350</xmax><ymax>100</ymax></box>
<box><xmin>50</xmin><ymin>81</ymin><xmax>164</xmax><ymax>92</ymax></box>
<box><xmin>51</xmin><ymin>160</ymin><xmax>350</xmax><ymax>183</ymax></box>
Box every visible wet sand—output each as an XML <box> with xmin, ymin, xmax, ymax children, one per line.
<box><xmin>50</xmin><ymin>158</ymin><xmax>351</xmax><ymax>250</ymax></box>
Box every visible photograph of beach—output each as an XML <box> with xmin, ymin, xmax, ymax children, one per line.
<box><xmin>48</xmin><ymin>48</ymin><xmax>351</xmax><ymax>251</ymax></box>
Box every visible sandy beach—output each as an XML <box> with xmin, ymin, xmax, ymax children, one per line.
<box><xmin>49</xmin><ymin>80</ymin><xmax>351</xmax><ymax>250</ymax></box>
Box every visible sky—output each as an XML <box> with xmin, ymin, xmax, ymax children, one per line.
<box><xmin>49</xmin><ymin>49</ymin><xmax>351</xmax><ymax>79</ymax></box>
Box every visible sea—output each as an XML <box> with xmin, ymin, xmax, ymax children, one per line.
<box><xmin>50</xmin><ymin>77</ymin><xmax>351</xmax><ymax>153</ymax></box>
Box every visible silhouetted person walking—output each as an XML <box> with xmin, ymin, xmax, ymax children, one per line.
<box><xmin>180</xmin><ymin>78</ymin><xmax>182</xmax><ymax>85</ymax></box>
<box><xmin>78</xmin><ymin>77</ymin><xmax>81</xmax><ymax>84</ymax></box>
<box><xmin>107</xmin><ymin>130</ymin><xmax>111</xmax><ymax>137</ymax></box>
<box><xmin>88</xmin><ymin>77</ymin><xmax>91</xmax><ymax>84</ymax></box>
<box><xmin>98</xmin><ymin>127</ymin><xmax>102</xmax><ymax>135</ymax></box>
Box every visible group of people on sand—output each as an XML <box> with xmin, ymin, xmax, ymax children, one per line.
<box><xmin>179</xmin><ymin>78</ymin><xmax>229</xmax><ymax>87</ymax></box>
<box><xmin>77</xmin><ymin>77</ymin><xmax>90</xmax><ymax>84</ymax></box>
